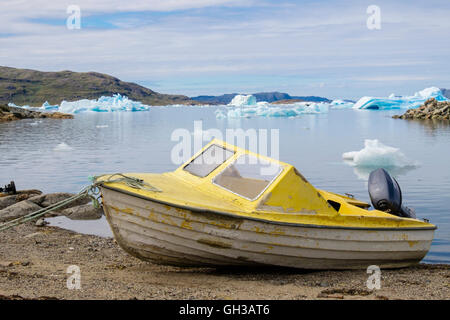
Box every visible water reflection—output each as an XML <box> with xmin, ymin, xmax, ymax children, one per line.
<box><xmin>343</xmin><ymin>161</ymin><xmax>418</xmax><ymax>181</ymax></box>
<box><xmin>403</xmin><ymin>118</ymin><xmax>450</xmax><ymax>137</ymax></box>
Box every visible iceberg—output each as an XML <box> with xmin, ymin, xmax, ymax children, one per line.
<box><xmin>298</xmin><ymin>102</ymin><xmax>329</xmax><ymax>114</ymax></box>
<box><xmin>227</xmin><ymin>94</ymin><xmax>257</xmax><ymax>107</ymax></box>
<box><xmin>40</xmin><ymin>101</ymin><xmax>59</xmax><ymax>111</ymax></box>
<box><xmin>9</xmin><ymin>94</ymin><xmax>152</xmax><ymax>114</ymax></box>
<box><xmin>222</xmin><ymin>102</ymin><xmax>328</xmax><ymax>119</ymax></box>
<box><xmin>8</xmin><ymin>102</ymin><xmax>31</xmax><ymax>109</ymax></box>
<box><xmin>58</xmin><ymin>94</ymin><xmax>151</xmax><ymax>114</ymax></box>
<box><xmin>353</xmin><ymin>87</ymin><xmax>448</xmax><ymax>110</ymax></box>
<box><xmin>342</xmin><ymin>139</ymin><xmax>416</xmax><ymax>168</ymax></box>
<box><xmin>329</xmin><ymin>99</ymin><xmax>354</xmax><ymax>109</ymax></box>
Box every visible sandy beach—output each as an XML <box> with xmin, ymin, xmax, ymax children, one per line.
<box><xmin>0</xmin><ymin>221</ymin><xmax>448</xmax><ymax>300</ymax></box>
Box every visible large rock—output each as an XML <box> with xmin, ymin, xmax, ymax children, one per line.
<box><xmin>0</xmin><ymin>191</ymin><xmax>95</xmax><ymax>223</ymax></box>
<box><xmin>27</xmin><ymin>193</ymin><xmax>91</xmax><ymax>210</ymax></box>
<box><xmin>0</xmin><ymin>190</ymin><xmax>42</xmax><ymax>210</ymax></box>
<box><xmin>0</xmin><ymin>200</ymin><xmax>43</xmax><ymax>222</ymax></box>
<box><xmin>62</xmin><ymin>204</ymin><xmax>103</xmax><ymax>220</ymax></box>
<box><xmin>0</xmin><ymin>195</ymin><xmax>17</xmax><ymax>210</ymax></box>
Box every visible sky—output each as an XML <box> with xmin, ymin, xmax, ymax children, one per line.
<box><xmin>0</xmin><ymin>0</ymin><xmax>449</xmax><ymax>99</ymax></box>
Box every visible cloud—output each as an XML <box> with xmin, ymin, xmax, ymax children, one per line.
<box><xmin>352</xmin><ymin>76</ymin><xmax>433</xmax><ymax>82</ymax></box>
<box><xmin>0</xmin><ymin>0</ymin><xmax>449</xmax><ymax>98</ymax></box>
<box><xmin>1</xmin><ymin>0</ymin><xmax>253</xmax><ymax>16</ymax></box>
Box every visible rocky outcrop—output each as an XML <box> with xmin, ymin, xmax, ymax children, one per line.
<box><xmin>0</xmin><ymin>200</ymin><xmax>43</xmax><ymax>222</ymax></box>
<box><xmin>393</xmin><ymin>98</ymin><xmax>450</xmax><ymax>120</ymax></box>
<box><xmin>27</xmin><ymin>193</ymin><xmax>91</xmax><ymax>210</ymax></box>
<box><xmin>0</xmin><ymin>104</ymin><xmax>73</xmax><ymax>122</ymax></box>
<box><xmin>62</xmin><ymin>204</ymin><xmax>103</xmax><ymax>220</ymax></box>
<box><xmin>0</xmin><ymin>190</ymin><xmax>103</xmax><ymax>222</ymax></box>
<box><xmin>0</xmin><ymin>190</ymin><xmax>42</xmax><ymax>210</ymax></box>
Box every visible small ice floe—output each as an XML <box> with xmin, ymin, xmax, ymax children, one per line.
<box><xmin>96</xmin><ymin>125</ymin><xmax>109</xmax><ymax>128</ymax></box>
<box><xmin>342</xmin><ymin>139</ymin><xmax>416</xmax><ymax>168</ymax></box>
<box><xmin>54</xmin><ymin>142</ymin><xmax>73</xmax><ymax>151</ymax></box>
<box><xmin>29</xmin><ymin>120</ymin><xmax>42</xmax><ymax>126</ymax></box>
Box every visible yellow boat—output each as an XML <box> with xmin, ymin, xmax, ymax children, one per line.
<box><xmin>97</xmin><ymin>139</ymin><xmax>436</xmax><ymax>269</ymax></box>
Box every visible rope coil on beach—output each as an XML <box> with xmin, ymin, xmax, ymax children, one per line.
<box><xmin>0</xmin><ymin>173</ymin><xmax>161</xmax><ymax>232</ymax></box>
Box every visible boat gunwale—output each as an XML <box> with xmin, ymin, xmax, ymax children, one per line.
<box><xmin>100</xmin><ymin>185</ymin><xmax>437</xmax><ymax>232</ymax></box>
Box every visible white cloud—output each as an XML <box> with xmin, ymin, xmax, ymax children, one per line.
<box><xmin>0</xmin><ymin>0</ymin><xmax>449</xmax><ymax>98</ymax></box>
<box><xmin>353</xmin><ymin>76</ymin><xmax>432</xmax><ymax>82</ymax></box>
<box><xmin>1</xmin><ymin>0</ymin><xmax>253</xmax><ymax>16</ymax></box>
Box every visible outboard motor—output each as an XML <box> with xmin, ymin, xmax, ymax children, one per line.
<box><xmin>368</xmin><ymin>168</ymin><xmax>416</xmax><ymax>219</ymax></box>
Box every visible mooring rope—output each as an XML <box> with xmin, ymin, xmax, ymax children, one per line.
<box><xmin>0</xmin><ymin>173</ymin><xmax>161</xmax><ymax>232</ymax></box>
<box><xmin>91</xmin><ymin>173</ymin><xmax>162</xmax><ymax>193</ymax></box>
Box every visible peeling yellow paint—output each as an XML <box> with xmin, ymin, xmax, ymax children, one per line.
<box><xmin>180</xmin><ymin>220</ymin><xmax>193</xmax><ymax>230</ymax></box>
<box><xmin>122</xmin><ymin>207</ymin><xmax>135</xmax><ymax>215</ymax></box>
<box><xmin>408</xmin><ymin>241</ymin><xmax>418</xmax><ymax>247</ymax></box>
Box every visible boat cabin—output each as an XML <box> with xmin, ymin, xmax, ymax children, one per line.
<box><xmin>173</xmin><ymin>139</ymin><xmax>339</xmax><ymax>215</ymax></box>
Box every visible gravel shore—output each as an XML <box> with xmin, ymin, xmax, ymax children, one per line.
<box><xmin>0</xmin><ymin>222</ymin><xmax>449</xmax><ymax>300</ymax></box>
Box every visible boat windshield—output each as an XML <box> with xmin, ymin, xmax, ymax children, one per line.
<box><xmin>213</xmin><ymin>154</ymin><xmax>282</xmax><ymax>200</ymax></box>
<box><xmin>183</xmin><ymin>144</ymin><xmax>234</xmax><ymax>177</ymax></box>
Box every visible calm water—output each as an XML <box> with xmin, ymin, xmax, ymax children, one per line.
<box><xmin>1</xmin><ymin>107</ymin><xmax>449</xmax><ymax>264</ymax></box>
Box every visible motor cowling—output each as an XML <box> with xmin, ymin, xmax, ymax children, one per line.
<box><xmin>368</xmin><ymin>168</ymin><xmax>416</xmax><ymax>219</ymax></box>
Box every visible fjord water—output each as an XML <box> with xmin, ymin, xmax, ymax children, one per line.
<box><xmin>1</xmin><ymin>107</ymin><xmax>449</xmax><ymax>264</ymax></box>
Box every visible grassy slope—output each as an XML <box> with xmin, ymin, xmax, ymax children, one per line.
<box><xmin>0</xmin><ymin>66</ymin><xmax>194</xmax><ymax>106</ymax></box>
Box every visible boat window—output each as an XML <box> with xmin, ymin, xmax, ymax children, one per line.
<box><xmin>327</xmin><ymin>200</ymin><xmax>341</xmax><ymax>212</ymax></box>
<box><xmin>213</xmin><ymin>154</ymin><xmax>282</xmax><ymax>200</ymax></box>
<box><xmin>183</xmin><ymin>144</ymin><xmax>234</xmax><ymax>177</ymax></box>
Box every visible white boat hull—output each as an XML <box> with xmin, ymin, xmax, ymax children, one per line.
<box><xmin>101</xmin><ymin>188</ymin><xmax>434</xmax><ymax>270</ymax></box>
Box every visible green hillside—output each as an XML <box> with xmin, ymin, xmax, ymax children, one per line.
<box><xmin>0</xmin><ymin>66</ymin><xmax>194</xmax><ymax>106</ymax></box>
